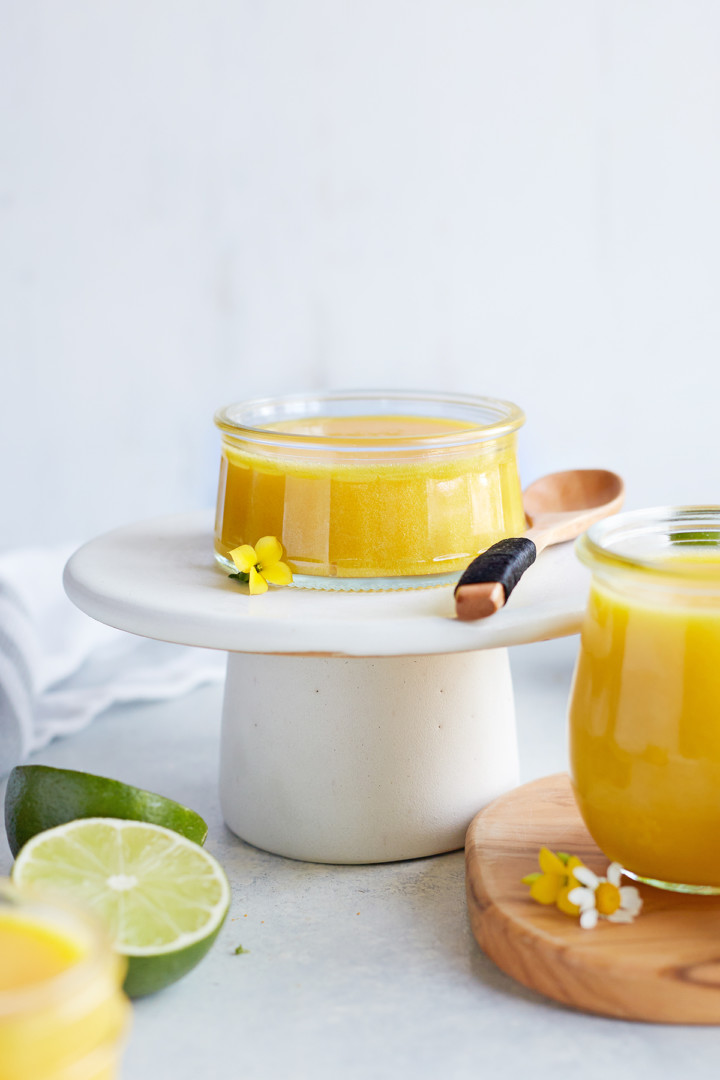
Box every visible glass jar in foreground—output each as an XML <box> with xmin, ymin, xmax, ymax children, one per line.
<box><xmin>214</xmin><ymin>390</ymin><xmax>526</xmax><ymax>591</ymax></box>
<box><xmin>0</xmin><ymin>881</ymin><xmax>130</xmax><ymax>1080</ymax></box>
<box><xmin>569</xmin><ymin>507</ymin><xmax>720</xmax><ymax>893</ymax></box>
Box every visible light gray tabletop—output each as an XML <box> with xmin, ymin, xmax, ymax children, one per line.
<box><xmin>2</xmin><ymin>636</ymin><xmax>719</xmax><ymax>1079</ymax></box>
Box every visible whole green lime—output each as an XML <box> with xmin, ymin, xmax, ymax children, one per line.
<box><xmin>5</xmin><ymin>765</ymin><xmax>208</xmax><ymax>856</ymax></box>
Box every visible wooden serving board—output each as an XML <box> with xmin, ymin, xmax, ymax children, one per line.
<box><xmin>466</xmin><ymin>773</ymin><xmax>720</xmax><ymax>1024</ymax></box>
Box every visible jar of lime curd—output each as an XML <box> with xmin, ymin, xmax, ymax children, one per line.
<box><xmin>0</xmin><ymin>881</ymin><xmax>130</xmax><ymax>1080</ymax></box>
<box><xmin>569</xmin><ymin>508</ymin><xmax>720</xmax><ymax>893</ymax></box>
<box><xmin>214</xmin><ymin>390</ymin><xmax>526</xmax><ymax>590</ymax></box>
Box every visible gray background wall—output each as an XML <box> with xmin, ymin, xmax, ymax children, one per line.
<box><xmin>2</xmin><ymin>1</ymin><xmax>717</xmax><ymax>549</ymax></box>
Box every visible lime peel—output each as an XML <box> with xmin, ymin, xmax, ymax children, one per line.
<box><xmin>5</xmin><ymin>765</ymin><xmax>208</xmax><ymax>857</ymax></box>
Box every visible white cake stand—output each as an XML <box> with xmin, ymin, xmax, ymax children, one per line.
<box><xmin>64</xmin><ymin>511</ymin><xmax>589</xmax><ymax>865</ymax></box>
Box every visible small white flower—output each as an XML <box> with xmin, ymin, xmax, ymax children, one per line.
<box><xmin>567</xmin><ymin>862</ymin><xmax>642</xmax><ymax>930</ymax></box>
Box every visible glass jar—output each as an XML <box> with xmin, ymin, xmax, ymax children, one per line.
<box><xmin>214</xmin><ymin>390</ymin><xmax>526</xmax><ymax>591</ymax></box>
<box><xmin>0</xmin><ymin>881</ymin><xmax>130</xmax><ymax>1080</ymax></box>
<box><xmin>569</xmin><ymin>507</ymin><xmax>720</xmax><ymax>893</ymax></box>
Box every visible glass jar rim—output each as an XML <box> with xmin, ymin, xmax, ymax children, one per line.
<box><xmin>576</xmin><ymin>505</ymin><xmax>720</xmax><ymax>590</ymax></box>
<box><xmin>214</xmin><ymin>389</ymin><xmax>525</xmax><ymax>452</ymax></box>
<box><xmin>0</xmin><ymin>880</ymin><xmax>119</xmax><ymax>1018</ymax></box>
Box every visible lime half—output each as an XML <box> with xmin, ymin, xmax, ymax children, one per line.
<box><xmin>5</xmin><ymin>765</ymin><xmax>208</xmax><ymax>856</ymax></box>
<box><xmin>12</xmin><ymin>818</ymin><xmax>230</xmax><ymax>997</ymax></box>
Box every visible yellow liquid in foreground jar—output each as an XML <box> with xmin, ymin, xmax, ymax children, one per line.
<box><xmin>0</xmin><ymin>893</ymin><xmax>129</xmax><ymax>1080</ymax></box>
<box><xmin>570</xmin><ymin>551</ymin><xmax>720</xmax><ymax>889</ymax></box>
<box><xmin>214</xmin><ymin>414</ymin><xmax>526</xmax><ymax>579</ymax></box>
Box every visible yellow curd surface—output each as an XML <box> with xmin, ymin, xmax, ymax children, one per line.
<box><xmin>214</xmin><ymin>414</ymin><xmax>526</xmax><ymax>578</ymax></box>
<box><xmin>570</xmin><ymin>553</ymin><xmax>720</xmax><ymax>887</ymax></box>
<box><xmin>0</xmin><ymin>910</ymin><xmax>129</xmax><ymax>1080</ymax></box>
<box><xmin>0</xmin><ymin>914</ymin><xmax>85</xmax><ymax>990</ymax></box>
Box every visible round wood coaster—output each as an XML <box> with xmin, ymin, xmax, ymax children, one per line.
<box><xmin>465</xmin><ymin>773</ymin><xmax>720</xmax><ymax>1024</ymax></box>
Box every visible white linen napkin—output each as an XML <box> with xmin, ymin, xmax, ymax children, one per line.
<box><xmin>0</xmin><ymin>546</ymin><xmax>226</xmax><ymax>778</ymax></box>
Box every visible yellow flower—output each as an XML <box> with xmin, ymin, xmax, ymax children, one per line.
<box><xmin>522</xmin><ymin>847</ymin><xmax>585</xmax><ymax>916</ymax></box>
<box><xmin>228</xmin><ymin>537</ymin><xmax>293</xmax><ymax>595</ymax></box>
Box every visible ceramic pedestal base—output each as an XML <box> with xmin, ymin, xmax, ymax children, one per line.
<box><xmin>219</xmin><ymin>649</ymin><xmax>518</xmax><ymax>864</ymax></box>
<box><xmin>64</xmin><ymin>513</ymin><xmax>586</xmax><ymax>864</ymax></box>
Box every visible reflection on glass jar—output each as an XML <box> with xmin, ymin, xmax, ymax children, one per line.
<box><xmin>214</xmin><ymin>390</ymin><xmax>526</xmax><ymax>591</ymax></box>
<box><xmin>569</xmin><ymin>507</ymin><xmax>720</xmax><ymax>892</ymax></box>
<box><xmin>0</xmin><ymin>881</ymin><xmax>130</xmax><ymax>1080</ymax></box>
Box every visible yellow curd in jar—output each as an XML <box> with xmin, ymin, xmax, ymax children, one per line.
<box><xmin>570</xmin><ymin>549</ymin><xmax>720</xmax><ymax>889</ymax></box>
<box><xmin>214</xmin><ymin>413</ymin><xmax>526</xmax><ymax>579</ymax></box>
<box><xmin>0</xmin><ymin>897</ymin><xmax>129</xmax><ymax>1080</ymax></box>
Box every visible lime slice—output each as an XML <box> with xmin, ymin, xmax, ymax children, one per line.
<box><xmin>5</xmin><ymin>765</ymin><xmax>208</xmax><ymax>856</ymax></box>
<box><xmin>12</xmin><ymin>818</ymin><xmax>230</xmax><ymax>997</ymax></box>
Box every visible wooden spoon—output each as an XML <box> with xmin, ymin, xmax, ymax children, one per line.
<box><xmin>454</xmin><ymin>468</ymin><xmax>625</xmax><ymax>621</ymax></box>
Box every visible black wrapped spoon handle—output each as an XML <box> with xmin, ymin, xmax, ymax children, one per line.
<box><xmin>454</xmin><ymin>538</ymin><xmax>537</xmax><ymax>621</ymax></box>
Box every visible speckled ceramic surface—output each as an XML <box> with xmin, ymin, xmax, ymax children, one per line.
<box><xmin>64</xmin><ymin>511</ymin><xmax>589</xmax><ymax>656</ymax></box>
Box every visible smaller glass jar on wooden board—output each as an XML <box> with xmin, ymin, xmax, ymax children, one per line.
<box><xmin>569</xmin><ymin>507</ymin><xmax>720</xmax><ymax>892</ymax></box>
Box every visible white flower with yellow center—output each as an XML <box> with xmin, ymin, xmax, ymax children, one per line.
<box><xmin>568</xmin><ymin>862</ymin><xmax>643</xmax><ymax>929</ymax></box>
